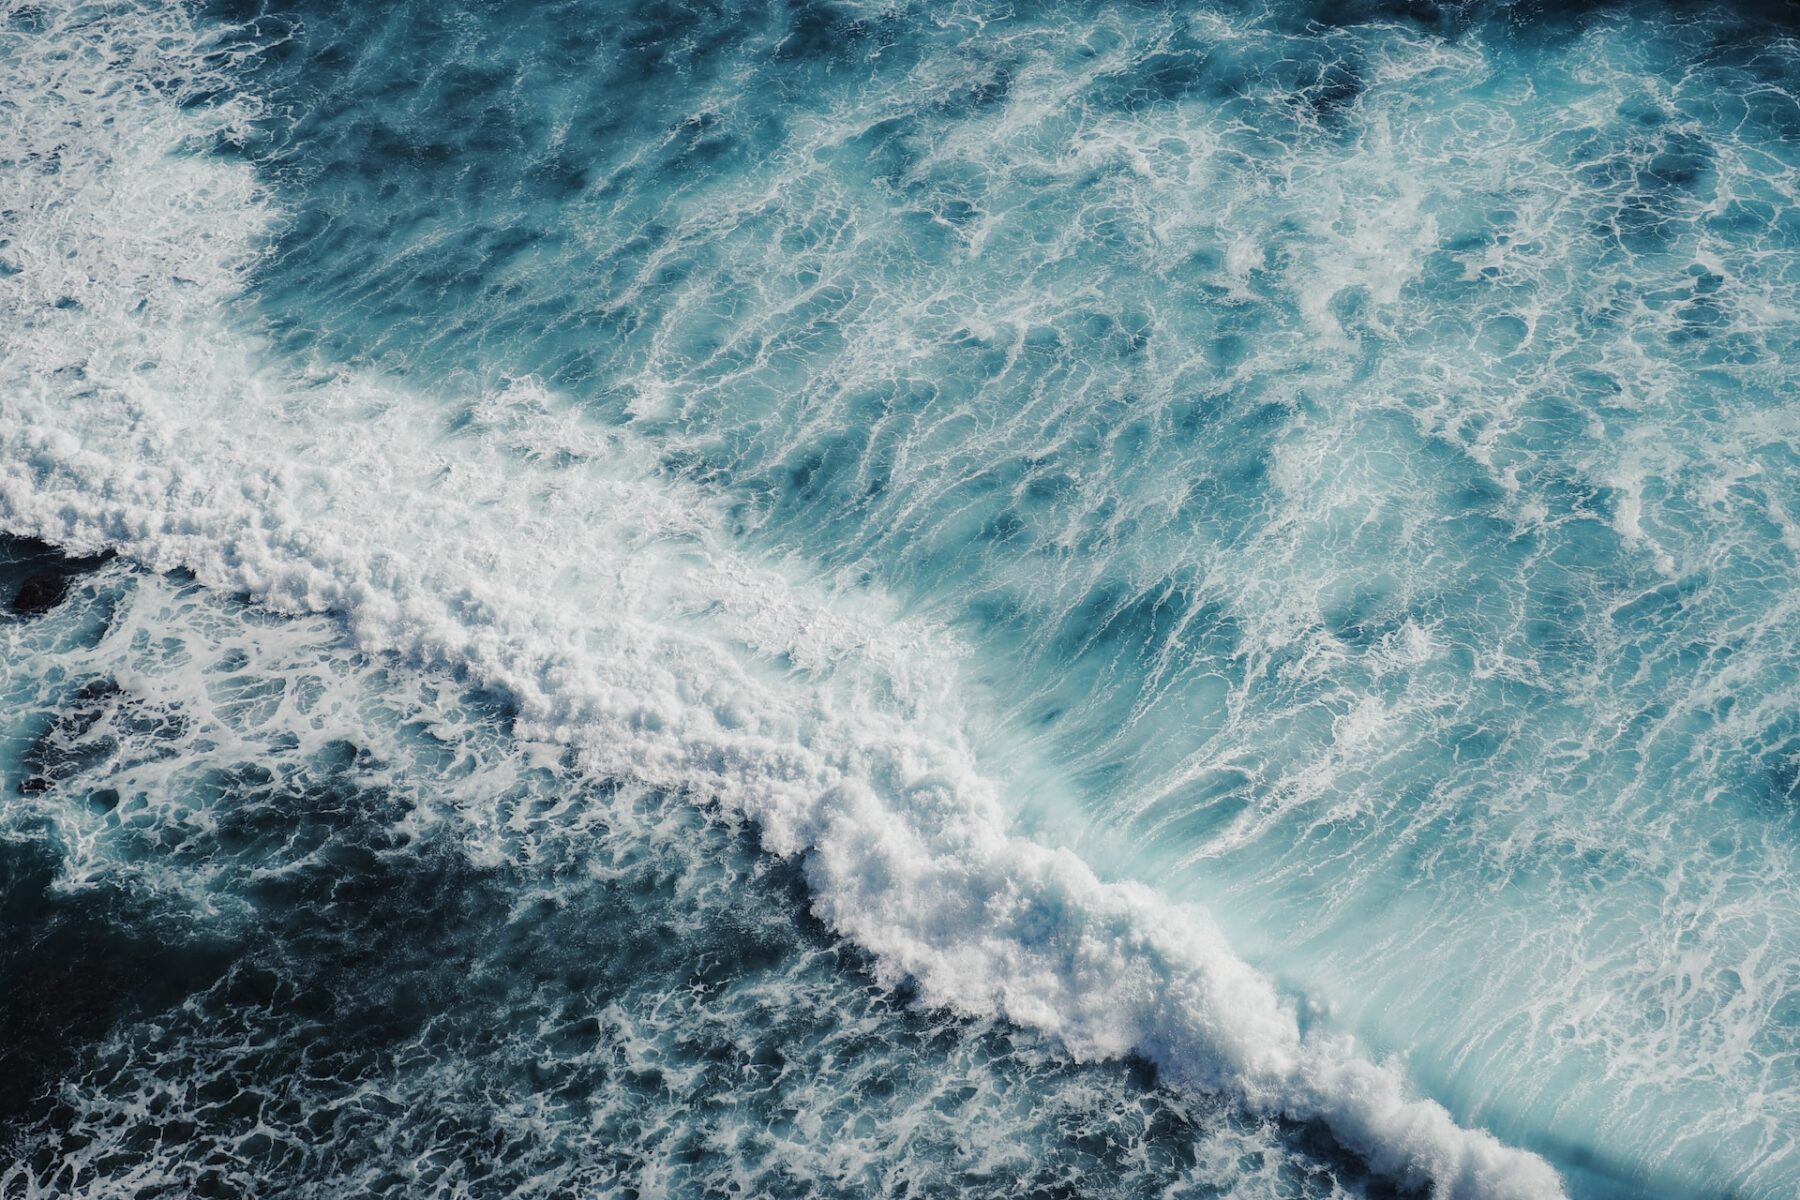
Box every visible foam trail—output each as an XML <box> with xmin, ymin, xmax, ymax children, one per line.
<box><xmin>0</xmin><ymin>2</ymin><xmax>1561</xmax><ymax>1196</ymax></box>
<box><xmin>0</xmin><ymin>557</ymin><xmax>1379</xmax><ymax>1200</ymax></box>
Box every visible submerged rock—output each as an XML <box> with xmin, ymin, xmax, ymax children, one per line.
<box><xmin>10</xmin><ymin>572</ymin><xmax>68</xmax><ymax>617</ymax></box>
<box><xmin>1</xmin><ymin>537</ymin><xmax>114</xmax><ymax>619</ymax></box>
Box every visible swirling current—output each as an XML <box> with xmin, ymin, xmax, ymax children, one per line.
<box><xmin>2</xmin><ymin>0</ymin><xmax>1799</xmax><ymax>1197</ymax></box>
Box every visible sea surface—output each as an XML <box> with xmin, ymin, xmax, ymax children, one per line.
<box><xmin>2</xmin><ymin>1</ymin><xmax>1798</xmax><ymax>1196</ymax></box>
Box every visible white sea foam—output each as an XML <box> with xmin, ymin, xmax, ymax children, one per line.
<box><xmin>0</xmin><ymin>2</ymin><xmax>1564</xmax><ymax>1196</ymax></box>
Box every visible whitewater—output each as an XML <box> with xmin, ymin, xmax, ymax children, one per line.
<box><xmin>1</xmin><ymin>1</ymin><xmax>1796</xmax><ymax>1197</ymax></box>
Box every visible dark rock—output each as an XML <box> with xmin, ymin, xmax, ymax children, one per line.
<box><xmin>1</xmin><ymin>537</ymin><xmax>114</xmax><ymax>618</ymax></box>
<box><xmin>10</xmin><ymin>571</ymin><xmax>69</xmax><ymax>616</ymax></box>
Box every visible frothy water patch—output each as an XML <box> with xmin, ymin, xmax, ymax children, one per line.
<box><xmin>0</xmin><ymin>556</ymin><xmax>1394</xmax><ymax>1200</ymax></box>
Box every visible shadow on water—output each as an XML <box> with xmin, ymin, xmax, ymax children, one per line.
<box><xmin>0</xmin><ymin>841</ymin><xmax>239</xmax><ymax>1131</ymax></box>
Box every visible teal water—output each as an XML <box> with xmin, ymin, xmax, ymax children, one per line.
<box><xmin>2</xmin><ymin>0</ymin><xmax>1798</xmax><ymax>1196</ymax></box>
<box><xmin>0</xmin><ymin>549</ymin><xmax>1375</xmax><ymax>1200</ymax></box>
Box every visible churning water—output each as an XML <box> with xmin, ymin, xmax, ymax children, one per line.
<box><xmin>3</xmin><ymin>1</ymin><xmax>1799</xmax><ymax>1196</ymax></box>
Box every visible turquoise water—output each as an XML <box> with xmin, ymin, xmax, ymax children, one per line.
<box><xmin>0</xmin><ymin>551</ymin><xmax>1376</xmax><ymax>1200</ymax></box>
<box><xmin>2</xmin><ymin>0</ymin><xmax>1799</xmax><ymax>1196</ymax></box>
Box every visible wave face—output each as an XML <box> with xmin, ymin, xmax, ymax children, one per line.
<box><xmin>2</xmin><ymin>0</ymin><xmax>1798</xmax><ymax>1196</ymax></box>
<box><xmin>1</xmin><ymin>546</ymin><xmax>1395</xmax><ymax>1200</ymax></box>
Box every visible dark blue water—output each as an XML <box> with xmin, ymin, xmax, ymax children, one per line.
<box><xmin>3</xmin><ymin>1</ymin><xmax>1799</xmax><ymax>1196</ymax></box>
<box><xmin>1</xmin><ymin>544</ymin><xmax>1394</xmax><ymax>1200</ymax></box>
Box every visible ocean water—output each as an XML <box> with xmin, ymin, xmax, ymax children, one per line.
<box><xmin>2</xmin><ymin>0</ymin><xmax>1798</xmax><ymax>1197</ymax></box>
